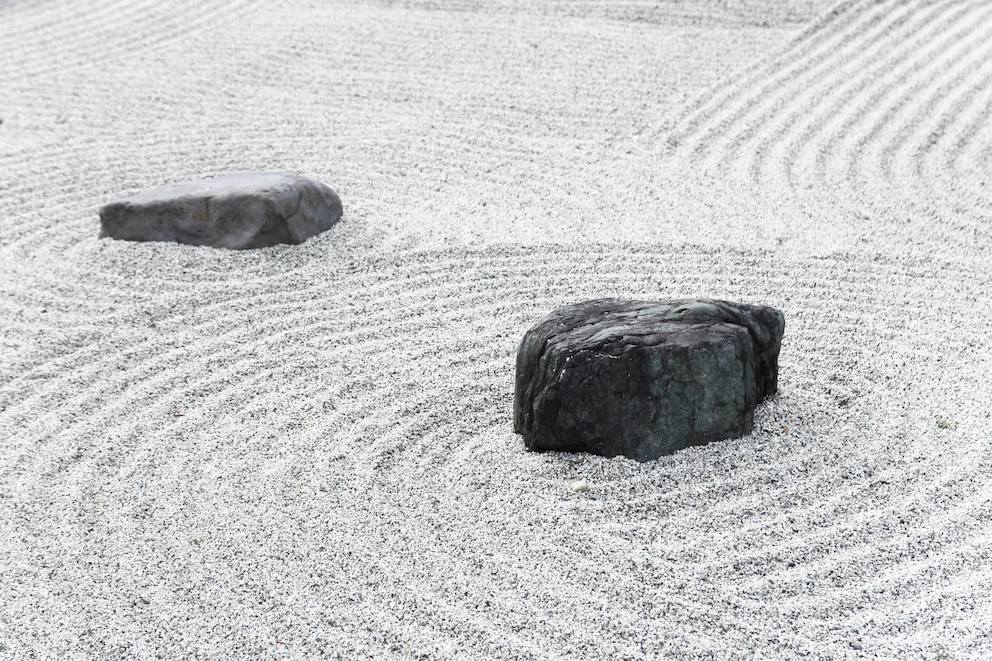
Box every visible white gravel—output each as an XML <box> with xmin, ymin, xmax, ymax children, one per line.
<box><xmin>1</xmin><ymin>0</ymin><xmax>990</xmax><ymax>659</ymax></box>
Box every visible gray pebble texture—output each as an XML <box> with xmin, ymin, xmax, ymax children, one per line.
<box><xmin>2</xmin><ymin>0</ymin><xmax>991</xmax><ymax>659</ymax></box>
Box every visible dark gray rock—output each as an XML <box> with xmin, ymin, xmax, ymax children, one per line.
<box><xmin>99</xmin><ymin>172</ymin><xmax>342</xmax><ymax>249</ymax></box>
<box><xmin>514</xmin><ymin>298</ymin><xmax>785</xmax><ymax>461</ymax></box>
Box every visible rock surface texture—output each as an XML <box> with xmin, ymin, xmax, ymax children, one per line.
<box><xmin>99</xmin><ymin>172</ymin><xmax>342</xmax><ymax>249</ymax></box>
<box><xmin>514</xmin><ymin>298</ymin><xmax>785</xmax><ymax>461</ymax></box>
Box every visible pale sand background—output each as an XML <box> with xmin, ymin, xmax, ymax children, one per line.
<box><xmin>1</xmin><ymin>0</ymin><xmax>991</xmax><ymax>658</ymax></box>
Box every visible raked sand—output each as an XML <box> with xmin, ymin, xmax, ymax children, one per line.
<box><xmin>1</xmin><ymin>0</ymin><xmax>991</xmax><ymax>658</ymax></box>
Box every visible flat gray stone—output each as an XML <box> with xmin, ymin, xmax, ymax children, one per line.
<box><xmin>514</xmin><ymin>298</ymin><xmax>785</xmax><ymax>461</ymax></box>
<box><xmin>99</xmin><ymin>172</ymin><xmax>342</xmax><ymax>249</ymax></box>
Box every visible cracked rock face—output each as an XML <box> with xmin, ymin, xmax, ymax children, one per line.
<box><xmin>514</xmin><ymin>298</ymin><xmax>785</xmax><ymax>461</ymax></box>
<box><xmin>99</xmin><ymin>172</ymin><xmax>342</xmax><ymax>249</ymax></box>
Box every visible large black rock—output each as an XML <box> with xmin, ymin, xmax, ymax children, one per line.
<box><xmin>514</xmin><ymin>298</ymin><xmax>785</xmax><ymax>461</ymax></box>
<box><xmin>99</xmin><ymin>172</ymin><xmax>342</xmax><ymax>249</ymax></box>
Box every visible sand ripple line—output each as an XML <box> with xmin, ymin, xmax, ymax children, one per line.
<box><xmin>2</xmin><ymin>244</ymin><xmax>989</xmax><ymax>658</ymax></box>
<box><xmin>656</xmin><ymin>0</ymin><xmax>992</xmax><ymax>255</ymax></box>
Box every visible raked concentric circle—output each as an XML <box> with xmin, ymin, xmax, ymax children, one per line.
<box><xmin>1</xmin><ymin>243</ymin><xmax>990</xmax><ymax>659</ymax></box>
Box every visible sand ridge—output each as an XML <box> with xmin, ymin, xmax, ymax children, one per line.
<box><xmin>1</xmin><ymin>0</ymin><xmax>990</xmax><ymax>659</ymax></box>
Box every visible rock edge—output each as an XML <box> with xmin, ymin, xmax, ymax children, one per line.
<box><xmin>99</xmin><ymin>171</ymin><xmax>342</xmax><ymax>249</ymax></box>
<box><xmin>514</xmin><ymin>298</ymin><xmax>785</xmax><ymax>461</ymax></box>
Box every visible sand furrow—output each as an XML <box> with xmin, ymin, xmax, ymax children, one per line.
<box><xmin>0</xmin><ymin>1</ymin><xmax>812</xmax><ymax>258</ymax></box>
<box><xmin>2</xmin><ymin>243</ymin><xmax>989</xmax><ymax>658</ymax></box>
<box><xmin>657</xmin><ymin>0</ymin><xmax>992</xmax><ymax>256</ymax></box>
<box><xmin>356</xmin><ymin>0</ymin><xmax>835</xmax><ymax>28</ymax></box>
<box><xmin>2</xmin><ymin>0</ymin><xmax>991</xmax><ymax>658</ymax></box>
<box><xmin>0</xmin><ymin>0</ymin><xmax>263</xmax><ymax>81</ymax></box>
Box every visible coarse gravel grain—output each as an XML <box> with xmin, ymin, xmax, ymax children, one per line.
<box><xmin>1</xmin><ymin>0</ymin><xmax>991</xmax><ymax>659</ymax></box>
